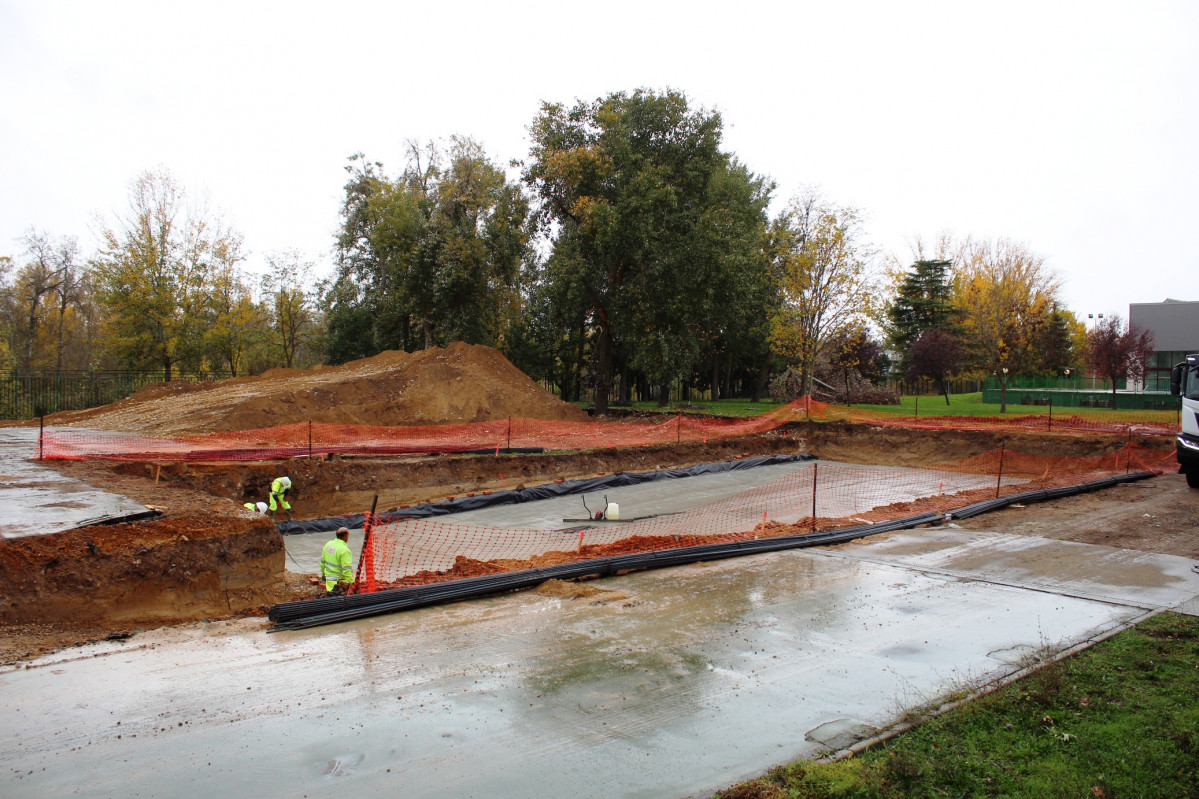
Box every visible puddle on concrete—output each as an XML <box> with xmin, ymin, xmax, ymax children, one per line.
<box><xmin>0</xmin><ymin>428</ymin><xmax>149</xmax><ymax>538</ymax></box>
<box><xmin>0</xmin><ymin>546</ymin><xmax>1143</xmax><ymax>799</ymax></box>
<box><xmin>805</xmin><ymin>718</ymin><xmax>879</xmax><ymax>750</ymax></box>
<box><xmin>987</xmin><ymin>644</ymin><xmax>1040</xmax><ymax>664</ymax></box>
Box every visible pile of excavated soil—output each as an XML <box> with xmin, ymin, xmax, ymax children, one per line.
<box><xmin>42</xmin><ymin>342</ymin><xmax>588</xmax><ymax>435</ymax></box>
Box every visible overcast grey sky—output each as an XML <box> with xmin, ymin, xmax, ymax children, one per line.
<box><xmin>2</xmin><ymin>0</ymin><xmax>1195</xmax><ymax>320</ymax></box>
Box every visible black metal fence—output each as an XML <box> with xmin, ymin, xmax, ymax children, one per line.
<box><xmin>0</xmin><ymin>370</ymin><xmax>230</xmax><ymax>421</ymax></box>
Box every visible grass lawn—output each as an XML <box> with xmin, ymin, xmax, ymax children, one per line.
<box><xmin>854</xmin><ymin>393</ymin><xmax>1047</xmax><ymax>417</ymax></box>
<box><xmin>577</xmin><ymin>397</ymin><xmax>786</xmax><ymax>418</ymax></box>
<box><xmin>578</xmin><ymin>393</ymin><xmax>1178</xmax><ymax>423</ymax></box>
<box><xmin>715</xmin><ymin>611</ymin><xmax>1199</xmax><ymax>799</ymax></box>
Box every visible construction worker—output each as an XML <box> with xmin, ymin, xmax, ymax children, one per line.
<box><xmin>321</xmin><ymin>527</ymin><xmax>355</xmax><ymax>595</ymax></box>
<box><xmin>243</xmin><ymin>501</ymin><xmax>269</xmax><ymax>514</ymax></box>
<box><xmin>269</xmin><ymin>476</ymin><xmax>293</xmax><ymax>518</ymax></box>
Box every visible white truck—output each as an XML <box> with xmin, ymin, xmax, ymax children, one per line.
<box><xmin>1169</xmin><ymin>354</ymin><xmax>1199</xmax><ymax>488</ymax></box>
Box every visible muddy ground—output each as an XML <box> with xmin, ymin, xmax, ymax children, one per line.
<box><xmin>2</xmin><ymin>421</ymin><xmax>1192</xmax><ymax>663</ymax></box>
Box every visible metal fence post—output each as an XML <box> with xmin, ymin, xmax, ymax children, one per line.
<box><xmin>811</xmin><ymin>463</ymin><xmax>818</xmax><ymax>532</ymax></box>
<box><xmin>995</xmin><ymin>444</ymin><xmax>1005</xmax><ymax>499</ymax></box>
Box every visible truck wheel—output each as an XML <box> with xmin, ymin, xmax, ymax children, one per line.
<box><xmin>1187</xmin><ymin>470</ymin><xmax>1199</xmax><ymax>489</ymax></box>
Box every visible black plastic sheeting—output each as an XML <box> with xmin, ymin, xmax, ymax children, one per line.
<box><xmin>944</xmin><ymin>471</ymin><xmax>1155</xmax><ymax>520</ymax></box>
<box><xmin>76</xmin><ymin>509</ymin><xmax>162</xmax><ymax>528</ymax></box>
<box><xmin>275</xmin><ymin>453</ymin><xmax>816</xmax><ymax>536</ymax></box>
<box><xmin>267</xmin><ymin>469</ymin><xmax>1160</xmax><ymax>631</ymax></box>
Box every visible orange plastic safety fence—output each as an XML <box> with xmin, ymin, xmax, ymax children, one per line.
<box><xmin>800</xmin><ymin>396</ymin><xmax>1179</xmax><ymax>437</ymax></box>
<box><xmin>38</xmin><ymin>396</ymin><xmax>1178</xmax><ymax>461</ymax></box>
<box><xmin>351</xmin><ymin>443</ymin><xmax>1178</xmax><ymax>594</ymax></box>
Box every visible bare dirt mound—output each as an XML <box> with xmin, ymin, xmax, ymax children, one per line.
<box><xmin>44</xmin><ymin>342</ymin><xmax>588</xmax><ymax>435</ymax></box>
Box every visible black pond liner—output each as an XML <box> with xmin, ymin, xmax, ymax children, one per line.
<box><xmin>74</xmin><ymin>509</ymin><xmax>163</xmax><ymax>528</ymax></box>
<box><xmin>267</xmin><ymin>469</ymin><xmax>1158</xmax><ymax>631</ymax></box>
<box><xmin>274</xmin><ymin>453</ymin><xmax>816</xmax><ymax>536</ymax></box>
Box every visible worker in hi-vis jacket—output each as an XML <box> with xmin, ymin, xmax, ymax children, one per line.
<box><xmin>269</xmin><ymin>476</ymin><xmax>293</xmax><ymax>518</ymax></box>
<box><xmin>321</xmin><ymin>527</ymin><xmax>355</xmax><ymax>595</ymax></box>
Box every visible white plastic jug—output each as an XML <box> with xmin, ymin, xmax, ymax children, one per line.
<box><xmin>606</xmin><ymin>503</ymin><xmax>620</xmax><ymax>521</ymax></box>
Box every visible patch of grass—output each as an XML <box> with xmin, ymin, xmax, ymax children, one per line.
<box><xmin>854</xmin><ymin>392</ymin><xmax>1017</xmax><ymax>417</ymax></box>
<box><xmin>577</xmin><ymin>397</ymin><xmax>784</xmax><ymax>418</ymax></box>
<box><xmin>577</xmin><ymin>392</ymin><xmax>1177</xmax><ymax>424</ymax></box>
<box><xmin>714</xmin><ymin>612</ymin><xmax>1199</xmax><ymax>798</ymax></box>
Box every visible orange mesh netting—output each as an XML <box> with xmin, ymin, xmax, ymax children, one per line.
<box><xmin>351</xmin><ymin>443</ymin><xmax>1178</xmax><ymax>593</ymax></box>
<box><xmin>38</xmin><ymin>397</ymin><xmax>1179</xmax><ymax>461</ymax></box>
<box><xmin>792</xmin><ymin>396</ymin><xmax>1179</xmax><ymax>436</ymax></box>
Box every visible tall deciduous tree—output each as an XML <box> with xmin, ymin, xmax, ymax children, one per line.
<box><xmin>204</xmin><ymin>262</ymin><xmax>261</xmax><ymax>377</ymax></box>
<box><xmin>262</xmin><ymin>250</ymin><xmax>316</xmax><ymax>369</ymax></box>
<box><xmin>0</xmin><ymin>255</ymin><xmax>16</xmax><ymax>369</ymax></box>
<box><xmin>952</xmin><ymin>237</ymin><xmax>1061</xmax><ymax>412</ymax></box>
<box><xmin>329</xmin><ymin>137</ymin><xmax>530</xmax><ymax>360</ymax></box>
<box><xmin>93</xmin><ymin>169</ymin><xmax>245</xmax><ymax>380</ymax></box>
<box><xmin>1086</xmin><ymin>315</ymin><xmax>1153</xmax><ymax>409</ymax></box>
<box><xmin>15</xmin><ymin>229</ymin><xmax>71</xmax><ymax>369</ymax></box>
<box><xmin>524</xmin><ymin>88</ymin><xmax>767</xmax><ymax>412</ymax></box>
<box><xmin>768</xmin><ymin>188</ymin><xmax>879</xmax><ymax>396</ymax></box>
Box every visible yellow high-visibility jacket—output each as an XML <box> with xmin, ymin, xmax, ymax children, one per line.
<box><xmin>321</xmin><ymin>538</ymin><xmax>354</xmax><ymax>592</ymax></box>
<box><xmin>269</xmin><ymin>478</ymin><xmax>291</xmax><ymax>511</ymax></box>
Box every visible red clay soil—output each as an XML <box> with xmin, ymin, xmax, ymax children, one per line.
<box><xmin>0</xmin><ymin>506</ymin><xmax>316</xmax><ymax>663</ymax></box>
<box><xmin>37</xmin><ymin>342</ymin><xmax>588</xmax><ymax>435</ymax></box>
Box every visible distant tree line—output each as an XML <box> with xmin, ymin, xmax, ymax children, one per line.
<box><xmin>1</xmin><ymin>169</ymin><xmax>323</xmax><ymax>380</ymax></box>
<box><xmin>1</xmin><ymin>88</ymin><xmax>1149</xmax><ymax>409</ymax></box>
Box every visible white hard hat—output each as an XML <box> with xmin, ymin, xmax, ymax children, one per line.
<box><xmin>280</xmin><ymin>476</ymin><xmax>291</xmax><ymax>489</ymax></box>
<box><xmin>256</xmin><ymin>502</ymin><xmax>269</xmax><ymax>513</ymax></box>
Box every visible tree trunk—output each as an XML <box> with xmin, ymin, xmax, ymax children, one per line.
<box><xmin>711</xmin><ymin>356</ymin><xmax>720</xmax><ymax>402</ymax></box>
<box><xmin>657</xmin><ymin>381</ymin><xmax>670</xmax><ymax>407</ymax></box>
<box><xmin>56</xmin><ymin>300</ymin><xmax>67</xmax><ymax>371</ymax></box>
<box><xmin>751</xmin><ymin>361</ymin><xmax>770</xmax><ymax>403</ymax></box>
<box><xmin>26</xmin><ymin>299</ymin><xmax>38</xmax><ymax>370</ymax></box>
<box><xmin>571</xmin><ymin>318</ymin><xmax>586</xmax><ymax>402</ymax></box>
<box><xmin>593</xmin><ymin>322</ymin><xmax>612</xmax><ymax>415</ymax></box>
<box><xmin>999</xmin><ymin>376</ymin><xmax>1007</xmax><ymax>413</ymax></box>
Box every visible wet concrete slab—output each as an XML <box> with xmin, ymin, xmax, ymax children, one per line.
<box><xmin>441</xmin><ymin>459</ymin><xmax>1019</xmax><ymax>530</ymax></box>
<box><xmin>0</xmin><ymin>428</ymin><xmax>149</xmax><ymax>538</ymax></box>
<box><xmin>285</xmin><ymin>529</ymin><xmax>366</xmax><ymax>573</ymax></box>
<box><xmin>278</xmin><ymin>459</ymin><xmax>1021</xmax><ymax>577</ymax></box>
<box><xmin>821</xmin><ymin>525</ymin><xmax>1199</xmax><ymax>611</ymax></box>
<box><xmin>0</xmin><ymin>534</ymin><xmax>1158</xmax><ymax>799</ymax></box>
